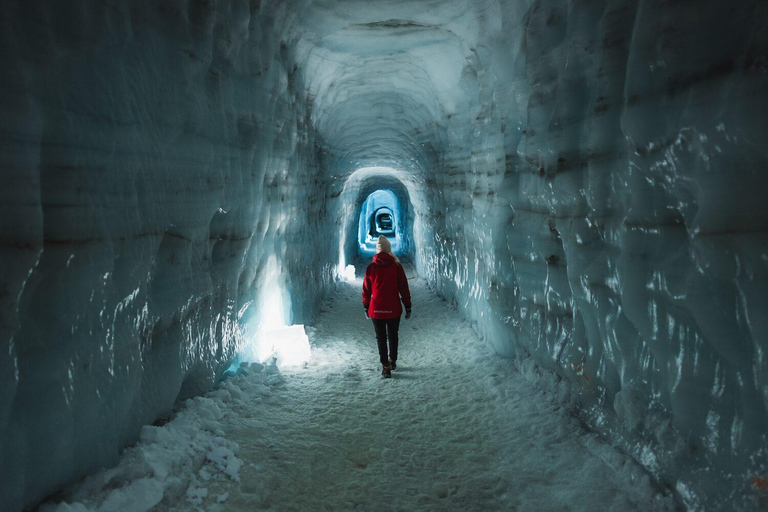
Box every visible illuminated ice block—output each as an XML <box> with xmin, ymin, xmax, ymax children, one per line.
<box><xmin>262</xmin><ymin>325</ymin><xmax>312</xmax><ymax>369</ymax></box>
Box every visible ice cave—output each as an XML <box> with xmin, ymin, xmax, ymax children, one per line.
<box><xmin>1</xmin><ymin>1</ymin><xmax>767</xmax><ymax>510</ymax></box>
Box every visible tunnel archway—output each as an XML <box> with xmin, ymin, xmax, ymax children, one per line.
<box><xmin>358</xmin><ymin>190</ymin><xmax>401</xmax><ymax>254</ymax></box>
<box><xmin>336</xmin><ymin>166</ymin><xmax>427</xmax><ymax>275</ymax></box>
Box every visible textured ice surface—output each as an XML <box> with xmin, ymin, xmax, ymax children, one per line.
<box><xmin>1</xmin><ymin>0</ymin><xmax>767</xmax><ymax>510</ymax></box>
<box><xmin>0</xmin><ymin>2</ymin><xmax>335</xmax><ymax>508</ymax></box>
<box><xmin>41</xmin><ymin>275</ymin><xmax>674</xmax><ymax>512</ymax></box>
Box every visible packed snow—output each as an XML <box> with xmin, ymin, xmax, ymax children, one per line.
<box><xmin>42</xmin><ymin>268</ymin><xmax>672</xmax><ymax>511</ymax></box>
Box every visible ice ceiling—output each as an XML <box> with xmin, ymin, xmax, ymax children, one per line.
<box><xmin>1</xmin><ymin>0</ymin><xmax>767</xmax><ymax>510</ymax></box>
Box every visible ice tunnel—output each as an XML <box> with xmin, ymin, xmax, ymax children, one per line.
<box><xmin>358</xmin><ymin>189</ymin><xmax>401</xmax><ymax>254</ymax></box>
<box><xmin>1</xmin><ymin>0</ymin><xmax>767</xmax><ymax>510</ymax></box>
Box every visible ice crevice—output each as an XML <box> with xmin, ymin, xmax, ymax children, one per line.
<box><xmin>0</xmin><ymin>1</ymin><xmax>767</xmax><ymax>510</ymax></box>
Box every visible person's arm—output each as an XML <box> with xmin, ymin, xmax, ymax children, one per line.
<box><xmin>362</xmin><ymin>267</ymin><xmax>372</xmax><ymax>315</ymax></box>
<box><xmin>397</xmin><ymin>264</ymin><xmax>411</xmax><ymax>316</ymax></box>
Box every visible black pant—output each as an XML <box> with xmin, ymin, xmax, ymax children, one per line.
<box><xmin>372</xmin><ymin>316</ymin><xmax>401</xmax><ymax>365</ymax></box>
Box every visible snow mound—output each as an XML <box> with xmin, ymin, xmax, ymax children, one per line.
<box><xmin>40</xmin><ymin>363</ymin><xmax>281</xmax><ymax>512</ymax></box>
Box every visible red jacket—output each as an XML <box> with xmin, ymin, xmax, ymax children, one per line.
<box><xmin>362</xmin><ymin>252</ymin><xmax>411</xmax><ymax>319</ymax></box>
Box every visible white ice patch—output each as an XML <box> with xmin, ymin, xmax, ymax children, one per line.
<box><xmin>340</xmin><ymin>264</ymin><xmax>356</xmax><ymax>282</ymax></box>
<box><xmin>232</xmin><ymin>256</ymin><xmax>313</xmax><ymax>368</ymax></box>
<box><xmin>256</xmin><ymin>325</ymin><xmax>312</xmax><ymax>369</ymax></box>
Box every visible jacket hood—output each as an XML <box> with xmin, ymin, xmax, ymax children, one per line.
<box><xmin>372</xmin><ymin>251</ymin><xmax>397</xmax><ymax>266</ymax></box>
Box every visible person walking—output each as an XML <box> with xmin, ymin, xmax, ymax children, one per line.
<box><xmin>362</xmin><ymin>235</ymin><xmax>412</xmax><ymax>378</ymax></box>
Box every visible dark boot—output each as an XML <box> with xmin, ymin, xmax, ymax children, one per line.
<box><xmin>389</xmin><ymin>358</ymin><xmax>397</xmax><ymax>371</ymax></box>
<box><xmin>381</xmin><ymin>364</ymin><xmax>392</xmax><ymax>378</ymax></box>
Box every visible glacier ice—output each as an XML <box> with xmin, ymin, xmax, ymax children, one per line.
<box><xmin>1</xmin><ymin>0</ymin><xmax>767</xmax><ymax>510</ymax></box>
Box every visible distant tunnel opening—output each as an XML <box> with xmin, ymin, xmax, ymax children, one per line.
<box><xmin>357</xmin><ymin>189</ymin><xmax>401</xmax><ymax>255</ymax></box>
<box><xmin>336</xmin><ymin>167</ymin><xmax>421</xmax><ymax>274</ymax></box>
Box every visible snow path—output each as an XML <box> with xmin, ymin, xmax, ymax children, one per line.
<box><xmin>176</xmin><ymin>271</ymin><xmax>669</xmax><ymax>511</ymax></box>
<box><xmin>44</xmin><ymin>271</ymin><xmax>672</xmax><ymax>512</ymax></box>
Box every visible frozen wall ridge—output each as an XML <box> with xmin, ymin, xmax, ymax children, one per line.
<box><xmin>1</xmin><ymin>0</ymin><xmax>767</xmax><ymax>510</ymax></box>
<box><xmin>0</xmin><ymin>1</ymin><xmax>335</xmax><ymax>509</ymax></box>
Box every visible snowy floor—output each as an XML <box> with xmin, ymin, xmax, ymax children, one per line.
<box><xmin>43</xmin><ymin>269</ymin><xmax>674</xmax><ymax>512</ymax></box>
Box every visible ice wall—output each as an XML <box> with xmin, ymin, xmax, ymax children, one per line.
<box><xmin>1</xmin><ymin>0</ymin><xmax>767</xmax><ymax>510</ymax></box>
<box><xmin>0</xmin><ymin>2</ymin><xmax>336</xmax><ymax>509</ymax></box>
<box><xmin>411</xmin><ymin>2</ymin><xmax>768</xmax><ymax>509</ymax></box>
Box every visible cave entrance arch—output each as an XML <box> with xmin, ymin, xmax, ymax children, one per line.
<box><xmin>336</xmin><ymin>167</ymin><xmax>418</xmax><ymax>275</ymax></box>
<box><xmin>358</xmin><ymin>189</ymin><xmax>402</xmax><ymax>255</ymax></box>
